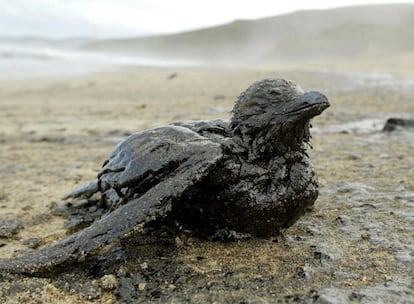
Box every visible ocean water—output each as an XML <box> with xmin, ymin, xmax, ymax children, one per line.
<box><xmin>0</xmin><ymin>42</ymin><xmax>200</xmax><ymax>81</ymax></box>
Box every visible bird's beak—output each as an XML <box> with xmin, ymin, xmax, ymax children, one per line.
<box><xmin>287</xmin><ymin>91</ymin><xmax>330</xmax><ymax>120</ymax></box>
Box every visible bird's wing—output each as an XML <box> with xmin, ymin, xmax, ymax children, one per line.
<box><xmin>171</xmin><ymin>119</ymin><xmax>230</xmax><ymax>137</ymax></box>
<box><xmin>62</xmin><ymin>121</ymin><xmax>230</xmax><ymax>200</ymax></box>
<box><xmin>62</xmin><ymin>179</ymin><xmax>99</xmax><ymax>200</ymax></box>
<box><xmin>171</xmin><ymin>119</ymin><xmax>231</xmax><ymax>147</ymax></box>
<box><xmin>0</xmin><ymin>125</ymin><xmax>223</xmax><ymax>274</ymax></box>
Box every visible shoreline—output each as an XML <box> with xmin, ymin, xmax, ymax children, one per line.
<box><xmin>0</xmin><ymin>66</ymin><xmax>413</xmax><ymax>303</ymax></box>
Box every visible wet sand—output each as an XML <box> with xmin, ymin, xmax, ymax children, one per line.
<box><xmin>0</xmin><ymin>66</ymin><xmax>413</xmax><ymax>303</ymax></box>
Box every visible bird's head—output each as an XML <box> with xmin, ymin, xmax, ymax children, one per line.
<box><xmin>230</xmin><ymin>79</ymin><xmax>330</xmax><ymax>157</ymax></box>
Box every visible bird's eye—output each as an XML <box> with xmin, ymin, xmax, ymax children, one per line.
<box><xmin>269</xmin><ymin>89</ymin><xmax>281</xmax><ymax>96</ymax></box>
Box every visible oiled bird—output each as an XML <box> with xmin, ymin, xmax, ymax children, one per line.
<box><xmin>0</xmin><ymin>78</ymin><xmax>329</xmax><ymax>274</ymax></box>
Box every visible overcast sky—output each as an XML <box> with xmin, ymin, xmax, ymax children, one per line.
<box><xmin>1</xmin><ymin>0</ymin><xmax>414</xmax><ymax>39</ymax></box>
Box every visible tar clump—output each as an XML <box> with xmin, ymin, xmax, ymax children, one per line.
<box><xmin>0</xmin><ymin>78</ymin><xmax>329</xmax><ymax>274</ymax></box>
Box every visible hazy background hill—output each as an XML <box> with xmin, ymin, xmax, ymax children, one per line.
<box><xmin>83</xmin><ymin>4</ymin><xmax>414</xmax><ymax>65</ymax></box>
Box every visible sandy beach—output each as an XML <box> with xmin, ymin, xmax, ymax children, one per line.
<box><xmin>0</xmin><ymin>65</ymin><xmax>413</xmax><ymax>303</ymax></box>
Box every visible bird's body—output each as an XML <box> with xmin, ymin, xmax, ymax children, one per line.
<box><xmin>170</xmin><ymin>119</ymin><xmax>318</xmax><ymax>236</ymax></box>
<box><xmin>0</xmin><ymin>79</ymin><xmax>329</xmax><ymax>274</ymax></box>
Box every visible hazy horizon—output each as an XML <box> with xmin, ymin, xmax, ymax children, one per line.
<box><xmin>2</xmin><ymin>0</ymin><xmax>414</xmax><ymax>39</ymax></box>
<box><xmin>2</xmin><ymin>2</ymin><xmax>414</xmax><ymax>81</ymax></box>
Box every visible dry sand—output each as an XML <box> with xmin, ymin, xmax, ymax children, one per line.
<box><xmin>0</xmin><ymin>66</ymin><xmax>413</xmax><ymax>303</ymax></box>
